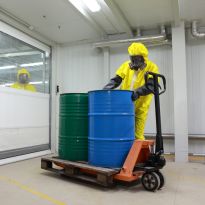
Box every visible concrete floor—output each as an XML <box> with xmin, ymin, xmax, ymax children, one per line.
<box><xmin>0</xmin><ymin>156</ymin><xmax>205</xmax><ymax>205</ymax></box>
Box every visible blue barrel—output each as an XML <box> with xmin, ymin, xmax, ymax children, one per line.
<box><xmin>88</xmin><ymin>90</ymin><xmax>135</xmax><ymax>168</ymax></box>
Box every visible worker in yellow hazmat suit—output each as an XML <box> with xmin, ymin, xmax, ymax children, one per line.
<box><xmin>103</xmin><ymin>42</ymin><xmax>159</xmax><ymax>140</ymax></box>
<box><xmin>11</xmin><ymin>68</ymin><xmax>36</xmax><ymax>92</ymax></box>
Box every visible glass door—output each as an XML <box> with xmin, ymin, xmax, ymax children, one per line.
<box><xmin>0</xmin><ymin>25</ymin><xmax>51</xmax><ymax>159</ymax></box>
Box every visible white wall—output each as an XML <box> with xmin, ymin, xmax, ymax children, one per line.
<box><xmin>185</xmin><ymin>40</ymin><xmax>205</xmax><ymax>155</ymax></box>
<box><xmin>0</xmin><ymin>87</ymin><xmax>49</xmax><ymax>151</ymax></box>
<box><xmin>58</xmin><ymin>44</ymin><xmax>104</xmax><ymax>93</ymax></box>
<box><xmin>57</xmin><ymin>41</ymin><xmax>205</xmax><ymax>155</ymax></box>
<box><xmin>187</xmin><ymin>41</ymin><xmax>205</xmax><ymax>135</ymax></box>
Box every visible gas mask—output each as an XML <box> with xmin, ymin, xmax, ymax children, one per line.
<box><xmin>129</xmin><ymin>55</ymin><xmax>146</xmax><ymax>71</ymax></box>
<box><xmin>18</xmin><ymin>73</ymin><xmax>29</xmax><ymax>84</ymax></box>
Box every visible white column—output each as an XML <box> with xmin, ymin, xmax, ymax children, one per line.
<box><xmin>50</xmin><ymin>45</ymin><xmax>59</xmax><ymax>154</ymax></box>
<box><xmin>103</xmin><ymin>47</ymin><xmax>110</xmax><ymax>85</ymax></box>
<box><xmin>172</xmin><ymin>21</ymin><xmax>188</xmax><ymax>162</ymax></box>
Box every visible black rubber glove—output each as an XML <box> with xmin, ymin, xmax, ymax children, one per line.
<box><xmin>131</xmin><ymin>78</ymin><xmax>155</xmax><ymax>101</ymax></box>
<box><xmin>131</xmin><ymin>90</ymin><xmax>140</xmax><ymax>101</ymax></box>
<box><xmin>103</xmin><ymin>75</ymin><xmax>122</xmax><ymax>90</ymax></box>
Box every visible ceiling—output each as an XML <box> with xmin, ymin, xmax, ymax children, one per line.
<box><xmin>180</xmin><ymin>0</ymin><xmax>205</xmax><ymax>21</ymax></box>
<box><xmin>0</xmin><ymin>0</ymin><xmax>205</xmax><ymax>44</ymax></box>
<box><xmin>113</xmin><ymin>0</ymin><xmax>174</xmax><ymax>28</ymax></box>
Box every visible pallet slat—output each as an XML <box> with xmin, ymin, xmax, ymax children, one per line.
<box><xmin>42</xmin><ymin>157</ymin><xmax>119</xmax><ymax>175</ymax></box>
<box><xmin>41</xmin><ymin>157</ymin><xmax>120</xmax><ymax>187</ymax></box>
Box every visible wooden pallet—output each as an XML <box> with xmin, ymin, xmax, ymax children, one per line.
<box><xmin>41</xmin><ymin>157</ymin><xmax>120</xmax><ymax>187</ymax></box>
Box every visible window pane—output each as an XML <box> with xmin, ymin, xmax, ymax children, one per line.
<box><xmin>0</xmin><ymin>32</ymin><xmax>50</xmax><ymax>93</ymax></box>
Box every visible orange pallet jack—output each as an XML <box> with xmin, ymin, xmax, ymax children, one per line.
<box><xmin>114</xmin><ymin>72</ymin><xmax>166</xmax><ymax>191</ymax></box>
<box><xmin>41</xmin><ymin>72</ymin><xmax>166</xmax><ymax>192</ymax></box>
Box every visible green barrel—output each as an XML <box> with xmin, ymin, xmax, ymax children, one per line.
<box><xmin>59</xmin><ymin>93</ymin><xmax>88</xmax><ymax>161</ymax></box>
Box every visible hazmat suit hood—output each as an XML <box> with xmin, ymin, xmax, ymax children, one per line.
<box><xmin>128</xmin><ymin>42</ymin><xmax>149</xmax><ymax>65</ymax></box>
<box><xmin>17</xmin><ymin>68</ymin><xmax>30</xmax><ymax>84</ymax></box>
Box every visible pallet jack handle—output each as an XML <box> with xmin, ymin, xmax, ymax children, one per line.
<box><xmin>145</xmin><ymin>72</ymin><xmax>166</xmax><ymax>155</ymax></box>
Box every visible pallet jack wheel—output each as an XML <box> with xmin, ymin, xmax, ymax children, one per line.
<box><xmin>154</xmin><ymin>171</ymin><xmax>165</xmax><ymax>190</ymax></box>
<box><xmin>141</xmin><ymin>172</ymin><xmax>160</xmax><ymax>192</ymax></box>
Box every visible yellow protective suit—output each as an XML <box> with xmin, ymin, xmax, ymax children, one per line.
<box><xmin>11</xmin><ymin>68</ymin><xmax>36</xmax><ymax>92</ymax></box>
<box><xmin>11</xmin><ymin>82</ymin><xmax>36</xmax><ymax>92</ymax></box>
<box><xmin>116</xmin><ymin>43</ymin><xmax>159</xmax><ymax>140</ymax></box>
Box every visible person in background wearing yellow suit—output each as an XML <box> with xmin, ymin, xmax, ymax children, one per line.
<box><xmin>103</xmin><ymin>42</ymin><xmax>159</xmax><ymax>140</ymax></box>
<box><xmin>11</xmin><ymin>68</ymin><xmax>36</xmax><ymax>92</ymax></box>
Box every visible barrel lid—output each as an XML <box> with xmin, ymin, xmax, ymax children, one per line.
<box><xmin>88</xmin><ymin>89</ymin><xmax>133</xmax><ymax>94</ymax></box>
<box><xmin>60</xmin><ymin>93</ymin><xmax>88</xmax><ymax>96</ymax></box>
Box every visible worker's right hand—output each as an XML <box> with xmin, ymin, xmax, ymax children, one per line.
<box><xmin>131</xmin><ymin>90</ymin><xmax>139</xmax><ymax>101</ymax></box>
<box><xmin>103</xmin><ymin>75</ymin><xmax>122</xmax><ymax>90</ymax></box>
<box><xmin>103</xmin><ymin>82</ymin><xmax>115</xmax><ymax>90</ymax></box>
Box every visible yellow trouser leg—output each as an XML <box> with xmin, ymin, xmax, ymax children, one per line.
<box><xmin>135</xmin><ymin>117</ymin><xmax>145</xmax><ymax>140</ymax></box>
<box><xmin>134</xmin><ymin>95</ymin><xmax>153</xmax><ymax>140</ymax></box>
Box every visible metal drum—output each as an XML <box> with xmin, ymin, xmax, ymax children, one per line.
<box><xmin>88</xmin><ymin>90</ymin><xmax>135</xmax><ymax>168</ymax></box>
<box><xmin>59</xmin><ymin>93</ymin><xmax>88</xmax><ymax>161</ymax></box>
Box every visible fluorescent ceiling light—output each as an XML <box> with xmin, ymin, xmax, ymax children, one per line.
<box><xmin>0</xmin><ymin>51</ymin><xmax>41</xmax><ymax>58</ymax></box>
<box><xmin>30</xmin><ymin>81</ymin><xmax>48</xmax><ymax>85</ymax></box>
<box><xmin>69</xmin><ymin>0</ymin><xmax>101</xmax><ymax>13</ymax></box>
<box><xmin>20</xmin><ymin>62</ymin><xmax>43</xmax><ymax>67</ymax></box>
<box><xmin>0</xmin><ymin>65</ymin><xmax>17</xmax><ymax>70</ymax></box>
<box><xmin>68</xmin><ymin>0</ymin><xmax>85</xmax><ymax>14</ymax></box>
<box><xmin>0</xmin><ymin>83</ymin><xmax>13</xmax><ymax>87</ymax></box>
<box><xmin>0</xmin><ymin>62</ymin><xmax>44</xmax><ymax>70</ymax></box>
<box><xmin>82</xmin><ymin>0</ymin><xmax>101</xmax><ymax>12</ymax></box>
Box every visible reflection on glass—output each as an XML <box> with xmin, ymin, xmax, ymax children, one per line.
<box><xmin>10</xmin><ymin>68</ymin><xmax>36</xmax><ymax>92</ymax></box>
<box><xmin>0</xmin><ymin>32</ymin><xmax>50</xmax><ymax>93</ymax></box>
